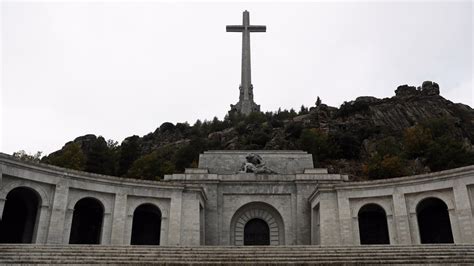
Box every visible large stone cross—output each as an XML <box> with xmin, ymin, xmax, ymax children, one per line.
<box><xmin>227</xmin><ymin>10</ymin><xmax>266</xmax><ymax>115</ymax></box>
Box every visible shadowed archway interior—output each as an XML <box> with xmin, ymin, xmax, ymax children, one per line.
<box><xmin>131</xmin><ymin>203</ymin><xmax>162</xmax><ymax>245</ymax></box>
<box><xmin>0</xmin><ymin>187</ymin><xmax>40</xmax><ymax>243</ymax></box>
<box><xmin>69</xmin><ymin>198</ymin><xmax>104</xmax><ymax>244</ymax></box>
<box><xmin>417</xmin><ymin>197</ymin><xmax>454</xmax><ymax>244</ymax></box>
<box><xmin>358</xmin><ymin>204</ymin><xmax>390</xmax><ymax>245</ymax></box>
<box><xmin>244</xmin><ymin>218</ymin><xmax>270</xmax><ymax>245</ymax></box>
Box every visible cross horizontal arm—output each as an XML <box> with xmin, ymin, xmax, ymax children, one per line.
<box><xmin>248</xmin><ymin>26</ymin><xmax>266</xmax><ymax>32</ymax></box>
<box><xmin>226</xmin><ymin>25</ymin><xmax>244</xmax><ymax>32</ymax></box>
<box><xmin>226</xmin><ymin>25</ymin><xmax>267</xmax><ymax>32</ymax></box>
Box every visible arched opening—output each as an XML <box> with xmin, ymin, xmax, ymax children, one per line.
<box><xmin>0</xmin><ymin>187</ymin><xmax>41</xmax><ymax>243</ymax></box>
<box><xmin>416</xmin><ymin>197</ymin><xmax>454</xmax><ymax>244</ymax></box>
<box><xmin>358</xmin><ymin>204</ymin><xmax>390</xmax><ymax>245</ymax></box>
<box><xmin>231</xmin><ymin>202</ymin><xmax>285</xmax><ymax>246</ymax></box>
<box><xmin>69</xmin><ymin>197</ymin><xmax>104</xmax><ymax>244</ymax></box>
<box><xmin>244</xmin><ymin>218</ymin><xmax>270</xmax><ymax>245</ymax></box>
<box><xmin>131</xmin><ymin>203</ymin><xmax>162</xmax><ymax>245</ymax></box>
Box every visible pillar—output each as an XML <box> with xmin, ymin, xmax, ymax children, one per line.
<box><xmin>110</xmin><ymin>193</ymin><xmax>127</xmax><ymax>245</ymax></box>
<box><xmin>0</xmin><ymin>197</ymin><xmax>5</xmax><ymax>221</ymax></box>
<box><xmin>318</xmin><ymin>191</ymin><xmax>341</xmax><ymax>245</ymax></box>
<box><xmin>167</xmin><ymin>191</ymin><xmax>183</xmax><ymax>245</ymax></box>
<box><xmin>337</xmin><ymin>196</ymin><xmax>353</xmax><ymax>245</ymax></box>
<box><xmin>46</xmin><ymin>182</ymin><xmax>69</xmax><ymax>244</ymax></box>
<box><xmin>101</xmin><ymin>212</ymin><xmax>112</xmax><ymax>244</ymax></box>
<box><xmin>392</xmin><ymin>190</ymin><xmax>412</xmax><ymax>244</ymax></box>
<box><xmin>34</xmin><ymin>205</ymin><xmax>50</xmax><ymax>243</ymax></box>
<box><xmin>452</xmin><ymin>182</ymin><xmax>474</xmax><ymax>243</ymax></box>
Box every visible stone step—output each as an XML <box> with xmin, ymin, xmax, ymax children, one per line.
<box><xmin>1</xmin><ymin>244</ymin><xmax>472</xmax><ymax>250</ymax></box>
<box><xmin>2</xmin><ymin>259</ymin><xmax>472</xmax><ymax>264</ymax></box>
<box><xmin>1</xmin><ymin>244</ymin><xmax>472</xmax><ymax>264</ymax></box>
<box><xmin>3</xmin><ymin>251</ymin><xmax>472</xmax><ymax>256</ymax></box>
<box><xmin>1</xmin><ymin>249</ymin><xmax>472</xmax><ymax>254</ymax></box>
<box><xmin>2</xmin><ymin>255</ymin><xmax>472</xmax><ymax>261</ymax></box>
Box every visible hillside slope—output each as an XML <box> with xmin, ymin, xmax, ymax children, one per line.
<box><xmin>40</xmin><ymin>81</ymin><xmax>474</xmax><ymax>180</ymax></box>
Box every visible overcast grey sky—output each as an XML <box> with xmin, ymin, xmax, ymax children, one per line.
<box><xmin>1</xmin><ymin>1</ymin><xmax>473</xmax><ymax>155</ymax></box>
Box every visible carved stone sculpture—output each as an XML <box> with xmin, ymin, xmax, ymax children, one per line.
<box><xmin>239</xmin><ymin>153</ymin><xmax>276</xmax><ymax>174</ymax></box>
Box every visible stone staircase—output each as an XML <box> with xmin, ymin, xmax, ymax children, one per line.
<box><xmin>0</xmin><ymin>244</ymin><xmax>473</xmax><ymax>264</ymax></box>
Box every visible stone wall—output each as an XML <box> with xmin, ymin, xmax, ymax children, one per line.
<box><xmin>310</xmin><ymin>166</ymin><xmax>474</xmax><ymax>245</ymax></box>
<box><xmin>1</xmin><ymin>151</ymin><xmax>473</xmax><ymax>247</ymax></box>
<box><xmin>0</xmin><ymin>153</ymin><xmax>205</xmax><ymax>245</ymax></box>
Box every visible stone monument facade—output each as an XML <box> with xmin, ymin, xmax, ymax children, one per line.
<box><xmin>0</xmin><ymin>151</ymin><xmax>473</xmax><ymax>246</ymax></box>
<box><xmin>227</xmin><ymin>10</ymin><xmax>265</xmax><ymax>115</ymax></box>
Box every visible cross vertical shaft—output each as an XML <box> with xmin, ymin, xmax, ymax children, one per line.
<box><xmin>227</xmin><ymin>10</ymin><xmax>266</xmax><ymax>115</ymax></box>
<box><xmin>241</xmin><ymin>11</ymin><xmax>251</xmax><ymax>101</ymax></box>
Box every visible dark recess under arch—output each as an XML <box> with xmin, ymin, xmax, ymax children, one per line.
<box><xmin>244</xmin><ymin>218</ymin><xmax>270</xmax><ymax>245</ymax></box>
<box><xmin>417</xmin><ymin>197</ymin><xmax>454</xmax><ymax>244</ymax></box>
<box><xmin>69</xmin><ymin>197</ymin><xmax>104</xmax><ymax>244</ymax></box>
<box><xmin>0</xmin><ymin>187</ymin><xmax>40</xmax><ymax>243</ymax></box>
<box><xmin>131</xmin><ymin>203</ymin><xmax>162</xmax><ymax>245</ymax></box>
<box><xmin>358</xmin><ymin>204</ymin><xmax>390</xmax><ymax>245</ymax></box>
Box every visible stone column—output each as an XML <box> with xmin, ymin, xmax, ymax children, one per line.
<box><xmin>167</xmin><ymin>191</ymin><xmax>183</xmax><ymax>245</ymax></box>
<box><xmin>124</xmin><ymin>213</ymin><xmax>133</xmax><ymax>245</ymax></box>
<box><xmin>179</xmin><ymin>193</ymin><xmax>201</xmax><ymax>246</ymax></box>
<box><xmin>0</xmin><ymin>197</ymin><xmax>5</xmax><ymax>221</ymax></box>
<box><xmin>337</xmin><ymin>196</ymin><xmax>353</xmax><ymax>245</ymax></box>
<box><xmin>318</xmin><ymin>191</ymin><xmax>341</xmax><ymax>245</ymax></box>
<box><xmin>392</xmin><ymin>190</ymin><xmax>412</xmax><ymax>244</ymax></box>
<box><xmin>46</xmin><ymin>182</ymin><xmax>69</xmax><ymax>244</ymax></box>
<box><xmin>62</xmin><ymin>208</ymin><xmax>74</xmax><ymax>244</ymax></box>
<box><xmin>386</xmin><ymin>214</ymin><xmax>397</xmax><ymax>244</ymax></box>
<box><xmin>448</xmin><ymin>208</ymin><xmax>462</xmax><ymax>243</ymax></box>
<box><xmin>295</xmin><ymin>183</ymin><xmax>312</xmax><ymax>245</ymax></box>
<box><xmin>110</xmin><ymin>193</ymin><xmax>127</xmax><ymax>245</ymax></box>
<box><xmin>101</xmin><ymin>212</ymin><xmax>112</xmax><ymax>244</ymax></box>
<box><xmin>34</xmin><ymin>205</ymin><xmax>51</xmax><ymax>243</ymax></box>
<box><xmin>452</xmin><ymin>182</ymin><xmax>474</xmax><ymax>243</ymax></box>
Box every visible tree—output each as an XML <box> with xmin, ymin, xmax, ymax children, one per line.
<box><xmin>12</xmin><ymin>150</ymin><xmax>43</xmax><ymax>162</ymax></box>
<box><xmin>174</xmin><ymin>137</ymin><xmax>208</xmax><ymax>172</ymax></box>
<box><xmin>363</xmin><ymin>154</ymin><xmax>406</xmax><ymax>179</ymax></box>
<box><xmin>403</xmin><ymin>125</ymin><xmax>432</xmax><ymax>158</ymax></box>
<box><xmin>298</xmin><ymin>128</ymin><xmax>336</xmax><ymax>166</ymax></box>
<box><xmin>118</xmin><ymin>136</ymin><xmax>141</xmax><ymax>176</ymax></box>
<box><xmin>299</xmin><ymin>105</ymin><xmax>309</xmax><ymax>115</ymax></box>
<box><xmin>85</xmin><ymin>136</ymin><xmax>116</xmax><ymax>175</ymax></box>
<box><xmin>44</xmin><ymin>143</ymin><xmax>86</xmax><ymax>171</ymax></box>
<box><xmin>315</xmin><ymin>96</ymin><xmax>322</xmax><ymax>107</ymax></box>
<box><xmin>126</xmin><ymin>146</ymin><xmax>176</xmax><ymax>180</ymax></box>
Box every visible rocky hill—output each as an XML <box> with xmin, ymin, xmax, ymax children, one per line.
<box><xmin>39</xmin><ymin>81</ymin><xmax>474</xmax><ymax>181</ymax></box>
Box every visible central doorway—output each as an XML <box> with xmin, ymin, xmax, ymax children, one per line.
<box><xmin>244</xmin><ymin>218</ymin><xmax>270</xmax><ymax>245</ymax></box>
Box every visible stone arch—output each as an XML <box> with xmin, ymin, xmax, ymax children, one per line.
<box><xmin>357</xmin><ymin>203</ymin><xmax>390</xmax><ymax>244</ymax></box>
<box><xmin>127</xmin><ymin>200</ymin><xmax>168</xmax><ymax>218</ymax></box>
<box><xmin>0</xmin><ymin>186</ymin><xmax>42</xmax><ymax>243</ymax></box>
<box><xmin>131</xmin><ymin>203</ymin><xmax>162</xmax><ymax>245</ymax></box>
<box><xmin>67</xmin><ymin>193</ymin><xmax>110</xmax><ymax>213</ymax></box>
<box><xmin>69</xmin><ymin>197</ymin><xmax>105</xmax><ymax>244</ymax></box>
<box><xmin>416</xmin><ymin>197</ymin><xmax>454</xmax><ymax>243</ymax></box>
<box><xmin>0</xmin><ymin>181</ymin><xmax>49</xmax><ymax>207</ymax></box>
<box><xmin>230</xmin><ymin>202</ymin><xmax>285</xmax><ymax>246</ymax></box>
<box><xmin>408</xmin><ymin>191</ymin><xmax>455</xmax><ymax>214</ymax></box>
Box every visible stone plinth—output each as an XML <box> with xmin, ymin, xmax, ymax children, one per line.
<box><xmin>198</xmin><ymin>150</ymin><xmax>314</xmax><ymax>174</ymax></box>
